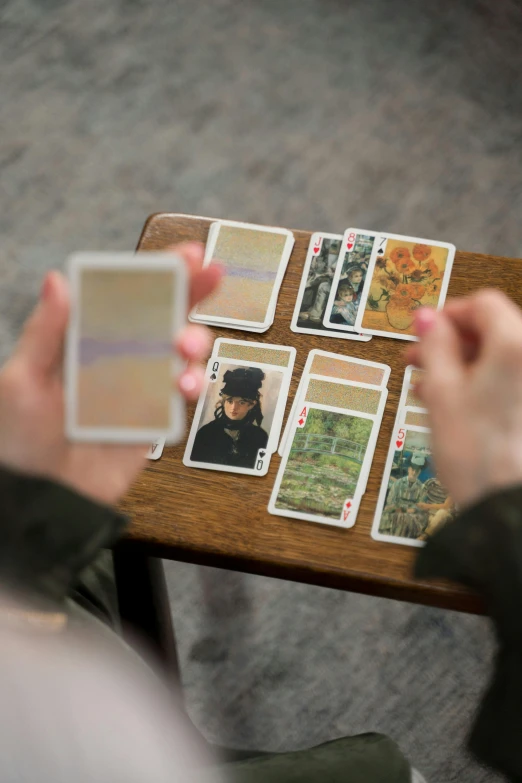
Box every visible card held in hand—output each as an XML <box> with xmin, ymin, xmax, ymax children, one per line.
<box><xmin>65</xmin><ymin>252</ymin><xmax>187</xmax><ymax>445</ymax></box>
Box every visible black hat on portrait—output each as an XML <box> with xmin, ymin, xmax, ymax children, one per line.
<box><xmin>220</xmin><ymin>367</ymin><xmax>265</xmax><ymax>401</ymax></box>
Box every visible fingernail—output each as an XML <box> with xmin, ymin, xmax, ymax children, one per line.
<box><xmin>414</xmin><ymin>307</ymin><xmax>436</xmax><ymax>336</ymax></box>
<box><xmin>179</xmin><ymin>372</ymin><xmax>198</xmax><ymax>395</ymax></box>
<box><xmin>181</xmin><ymin>336</ymin><xmax>202</xmax><ymax>358</ymax></box>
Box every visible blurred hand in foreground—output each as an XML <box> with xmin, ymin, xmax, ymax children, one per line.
<box><xmin>406</xmin><ymin>290</ymin><xmax>522</xmax><ymax>509</ymax></box>
<box><xmin>0</xmin><ymin>242</ymin><xmax>221</xmax><ymax>506</ymax></box>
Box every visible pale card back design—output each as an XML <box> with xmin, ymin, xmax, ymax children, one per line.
<box><xmin>65</xmin><ymin>252</ymin><xmax>187</xmax><ymax>445</ymax></box>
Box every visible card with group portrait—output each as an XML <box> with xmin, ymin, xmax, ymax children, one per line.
<box><xmin>372</xmin><ymin>366</ymin><xmax>457</xmax><ymax>546</ymax></box>
<box><xmin>322</xmin><ymin>228</ymin><xmax>378</xmax><ymax>333</ymax></box>
<box><xmin>291</xmin><ymin>233</ymin><xmax>371</xmax><ymax>341</ymax></box>
<box><xmin>269</xmin><ymin>374</ymin><xmax>387</xmax><ymax>528</ymax></box>
<box><xmin>354</xmin><ymin>233</ymin><xmax>456</xmax><ymax>341</ymax></box>
<box><xmin>183</xmin><ymin>339</ymin><xmax>296</xmax><ymax>476</ymax></box>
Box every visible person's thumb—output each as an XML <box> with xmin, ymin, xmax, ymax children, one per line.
<box><xmin>15</xmin><ymin>271</ymin><xmax>70</xmax><ymax>376</ymax></box>
<box><xmin>415</xmin><ymin>307</ymin><xmax>464</xmax><ymax>409</ymax></box>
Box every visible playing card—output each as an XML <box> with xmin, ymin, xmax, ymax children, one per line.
<box><xmin>147</xmin><ymin>436</ymin><xmax>166</xmax><ymax>460</ymax></box>
<box><xmin>322</xmin><ymin>229</ymin><xmax>377</xmax><ymax>333</ymax></box>
<box><xmin>278</xmin><ymin>351</ymin><xmax>390</xmax><ymax>456</ymax></box>
<box><xmin>189</xmin><ymin>220</ymin><xmax>295</xmax><ymax>331</ymax></box>
<box><xmin>291</xmin><ymin>233</ymin><xmax>371</xmax><ymax>341</ymax></box>
<box><xmin>372</xmin><ymin>367</ymin><xmax>455</xmax><ymax>546</ymax></box>
<box><xmin>269</xmin><ymin>375</ymin><xmax>387</xmax><ymax>528</ymax></box>
<box><xmin>210</xmin><ymin>338</ymin><xmax>296</xmax><ymax>453</ymax></box>
<box><xmin>65</xmin><ymin>252</ymin><xmax>187</xmax><ymax>444</ymax></box>
<box><xmin>354</xmin><ymin>233</ymin><xmax>456</xmax><ymax>341</ymax></box>
<box><xmin>183</xmin><ymin>344</ymin><xmax>295</xmax><ymax>476</ymax></box>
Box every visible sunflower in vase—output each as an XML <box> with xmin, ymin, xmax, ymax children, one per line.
<box><xmin>367</xmin><ymin>244</ymin><xmax>441</xmax><ymax>331</ymax></box>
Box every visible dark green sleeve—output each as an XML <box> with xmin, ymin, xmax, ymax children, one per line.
<box><xmin>415</xmin><ymin>485</ymin><xmax>522</xmax><ymax>783</ymax></box>
<box><xmin>0</xmin><ymin>465</ymin><xmax>129</xmax><ymax>613</ymax></box>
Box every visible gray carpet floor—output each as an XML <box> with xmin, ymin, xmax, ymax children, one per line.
<box><xmin>3</xmin><ymin>0</ymin><xmax>522</xmax><ymax>779</ymax></box>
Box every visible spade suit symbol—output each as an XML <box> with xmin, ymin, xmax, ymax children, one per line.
<box><xmin>210</xmin><ymin>373</ymin><xmax>217</xmax><ymax>380</ymax></box>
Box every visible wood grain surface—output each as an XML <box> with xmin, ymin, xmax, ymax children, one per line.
<box><xmin>120</xmin><ymin>213</ymin><xmax>522</xmax><ymax>614</ymax></box>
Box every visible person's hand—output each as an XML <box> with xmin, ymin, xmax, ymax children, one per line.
<box><xmin>406</xmin><ymin>290</ymin><xmax>522</xmax><ymax>509</ymax></box>
<box><xmin>417</xmin><ymin>502</ymin><xmax>431</xmax><ymax>511</ymax></box>
<box><xmin>0</xmin><ymin>242</ymin><xmax>221</xmax><ymax>506</ymax></box>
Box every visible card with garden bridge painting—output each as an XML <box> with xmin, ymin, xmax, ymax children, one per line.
<box><xmin>278</xmin><ymin>349</ymin><xmax>391</xmax><ymax>457</ymax></box>
<box><xmin>354</xmin><ymin>233</ymin><xmax>456</xmax><ymax>341</ymax></box>
<box><xmin>268</xmin><ymin>375</ymin><xmax>387</xmax><ymax>528</ymax></box>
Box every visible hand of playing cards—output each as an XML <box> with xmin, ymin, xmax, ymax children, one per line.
<box><xmin>0</xmin><ymin>242</ymin><xmax>219</xmax><ymax>506</ymax></box>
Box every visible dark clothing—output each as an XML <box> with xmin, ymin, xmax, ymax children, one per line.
<box><xmin>3</xmin><ymin>460</ymin><xmax>522</xmax><ymax>781</ymax></box>
<box><xmin>191</xmin><ymin>418</ymin><xmax>268</xmax><ymax>469</ymax></box>
<box><xmin>0</xmin><ymin>465</ymin><xmax>127</xmax><ymax>614</ymax></box>
<box><xmin>416</xmin><ymin>484</ymin><xmax>522</xmax><ymax>783</ymax></box>
<box><xmin>225</xmin><ymin>734</ymin><xmax>411</xmax><ymax>783</ymax></box>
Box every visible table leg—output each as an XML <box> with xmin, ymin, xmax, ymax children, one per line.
<box><xmin>112</xmin><ymin>544</ymin><xmax>181</xmax><ymax>684</ymax></box>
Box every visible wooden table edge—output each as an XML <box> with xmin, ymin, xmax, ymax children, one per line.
<box><xmin>119</xmin><ymin>532</ymin><xmax>484</xmax><ymax>615</ymax></box>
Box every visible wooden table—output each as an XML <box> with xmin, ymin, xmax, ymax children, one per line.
<box><xmin>119</xmin><ymin>212</ymin><xmax>522</xmax><ymax>616</ymax></box>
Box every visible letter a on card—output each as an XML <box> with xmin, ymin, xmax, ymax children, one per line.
<box><xmin>297</xmin><ymin>406</ymin><xmax>308</xmax><ymax>428</ymax></box>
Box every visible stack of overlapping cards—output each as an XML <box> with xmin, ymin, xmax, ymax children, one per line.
<box><xmin>292</xmin><ymin>229</ymin><xmax>455</xmax><ymax>342</ymax></box>
<box><xmin>189</xmin><ymin>219</ymin><xmax>295</xmax><ymax>333</ymax></box>
<box><xmin>268</xmin><ymin>350</ymin><xmax>390</xmax><ymax>528</ymax></box>
<box><xmin>371</xmin><ymin>366</ymin><xmax>456</xmax><ymax>546</ymax></box>
<box><xmin>183</xmin><ymin>338</ymin><xmax>296</xmax><ymax>476</ymax></box>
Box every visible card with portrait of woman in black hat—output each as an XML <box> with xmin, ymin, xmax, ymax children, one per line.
<box><xmin>183</xmin><ymin>361</ymin><xmax>287</xmax><ymax>475</ymax></box>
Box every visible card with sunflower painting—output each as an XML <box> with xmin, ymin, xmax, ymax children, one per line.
<box><xmin>354</xmin><ymin>234</ymin><xmax>456</xmax><ymax>341</ymax></box>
